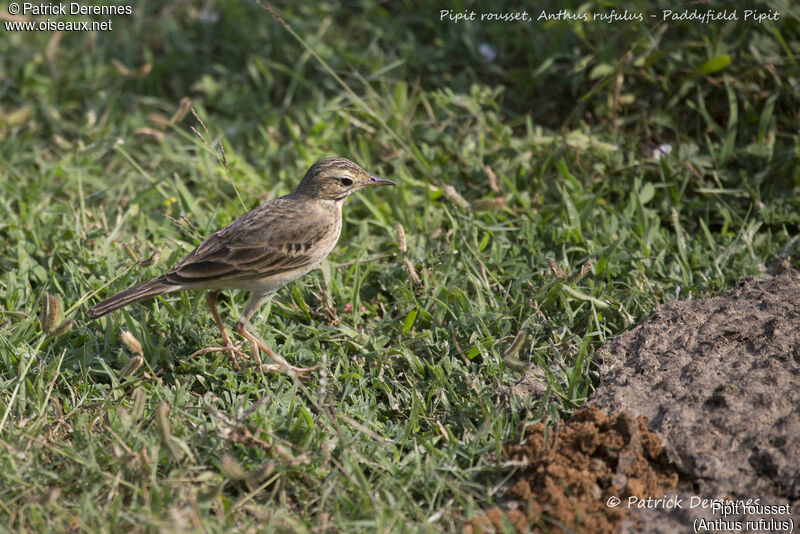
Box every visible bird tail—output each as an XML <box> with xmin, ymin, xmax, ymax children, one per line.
<box><xmin>87</xmin><ymin>276</ymin><xmax>179</xmax><ymax>319</ymax></box>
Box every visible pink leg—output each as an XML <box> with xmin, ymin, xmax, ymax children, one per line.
<box><xmin>234</xmin><ymin>320</ymin><xmax>319</xmax><ymax>375</ymax></box>
<box><xmin>189</xmin><ymin>291</ymin><xmax>247</xmax><ymax>370</ymax></box>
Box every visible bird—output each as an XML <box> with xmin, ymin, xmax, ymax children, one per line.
<box><xmin>87</xmin><ymin>157</ymin><xmax>396</xmax><ymax>373</ymax></box>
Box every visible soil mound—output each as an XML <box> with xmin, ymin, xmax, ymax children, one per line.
<box><xmin>474</xmin><ymin>270</ymin><xmax>799</xmax><ymax>532</ymax></box>
<box><xmin>591</xmin><ymin>270</ymin><xmax>800</xmax><ymax>531</ymax></box>
<box><xmin>467</xmin><ymin>406</ymin><xmax>677</xmax><ymax>533</ymax></box>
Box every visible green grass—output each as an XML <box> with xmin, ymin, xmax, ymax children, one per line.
<box><xmin>1</xmin><ymin>0</ymin><xmax>799</xmax><ymax>531</ymax></box>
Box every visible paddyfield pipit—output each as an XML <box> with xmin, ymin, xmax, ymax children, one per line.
<box><xmin>88</xmin><ymin>157</ymin><xmax>395</xmax><ymax>373</ymax></box>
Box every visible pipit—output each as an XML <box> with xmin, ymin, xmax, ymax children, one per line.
<box><xmin>88</xmin><ymin>157</ymin><xmax>395</xmax><ymax>373</ymax></box>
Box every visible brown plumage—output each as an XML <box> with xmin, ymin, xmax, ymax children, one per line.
<box><xmin>88</xmin><ymin>157</ymin><xmax>395</xmax><ymax>372</ymax></box>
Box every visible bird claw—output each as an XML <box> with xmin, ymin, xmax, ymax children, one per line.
<box><xmin>256</xmin><ymin>362</ymin><xmax>319</xmax><ymax>379</ymax></box>
<box><xmin>233</xmin><ymin>322</ymin><xmax>319</xmax><ymax>378</ymax></box>
<box><xmin>190</xmin><ymin>341</ymin><xmax>317</xmax><ymax>377</ymax></box>
<box><xmin>189</xmin><ymin>341</ymin><xmax>248</xmax><ymax>370</ymax></box>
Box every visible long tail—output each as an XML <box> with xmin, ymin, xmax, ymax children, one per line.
<box><xmin>87</xmin><ymin>276</ymin><xmax>179</xmax><ymax>319</ymax></box>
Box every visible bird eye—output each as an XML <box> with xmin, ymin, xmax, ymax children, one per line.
<box><xmin>339</xmin><ymin>177</ymin><xmax>353</xmax><ymax>187</ymax></box>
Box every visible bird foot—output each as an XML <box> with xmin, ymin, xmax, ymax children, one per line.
<box><xmin>255</xmin><ymin>361</ymin><xmax>320</xmax><ymax>379</ymax></box>
<box><xmin>235</xmin><ymin>322</ymin><xmax>319</xmax><ymax>378</ymax></box>
<box><xmin>189</xmin><ymin>341</ymin><xmax>248</xmax><ymax>370</ymax></box>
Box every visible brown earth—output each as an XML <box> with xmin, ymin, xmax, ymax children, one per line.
<box><xmin>466</xmin><ymin>406</ymin><xmax>678</xmax><ymax>533</ymax></box>
<box><xmin>591</xmin><ymin>269</ymin><xmax>800</xmax><ymax>532</ymax></box>
<box><xmin>473</xmin><ymin>269</ymin><xmax>800</xmax><ymax>533</ymax></box>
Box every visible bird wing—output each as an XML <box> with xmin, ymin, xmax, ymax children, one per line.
<box><xmin>164</xmin><ymin>196</ymin><xmax>337</xmax><ymax>286</ymax></box>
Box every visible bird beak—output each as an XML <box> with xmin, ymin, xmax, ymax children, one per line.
<box><xmin>364</xmin><ymin>175</ymin><xmax>396</xmax><ymax>187</ymax></box>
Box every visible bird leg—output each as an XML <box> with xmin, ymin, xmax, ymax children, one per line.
<box><xmin>189</xmin><ymin>291</ymin><xmax>248</xmax><ymax>369</ymax></box>
<box><xmin>234</xmin><ymin>294</ymin><xmax>319</xmax><ymax>375</ymax></box>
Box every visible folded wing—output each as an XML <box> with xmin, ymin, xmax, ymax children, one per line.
<box><xmin>164</xmin><ymin>197</ymin><xmax>335</xmax><ymax>286</ymax></box>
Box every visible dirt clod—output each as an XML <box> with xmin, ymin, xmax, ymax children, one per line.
<box><xmin>477</xmin><ymin>270</ymin><xmax>800</xmax><ymax>532</ymax></box>
<box><xmin>467</xmin><ymin>406</ymin><xmax>677</xmax><ymax>533</ymax></box>
<box><xmin>591</xmin><ymin>270</ymin><xmax>800</xmax><ymax>531</ymax></box>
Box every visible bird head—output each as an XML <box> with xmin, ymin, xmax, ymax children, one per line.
<box><xmin>293</xmin><ymin>157</ymin><xmax>395</xmax><ymax>202</ymax></box>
